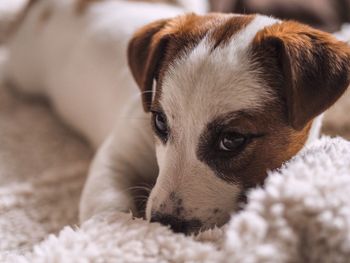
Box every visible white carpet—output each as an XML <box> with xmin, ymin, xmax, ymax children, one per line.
<box><xmin>1</xmin><ymin>131</ymin><xmax>350</xmax><ymax>262</ymax></box>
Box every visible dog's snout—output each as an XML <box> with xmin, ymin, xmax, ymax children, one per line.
<box><xmin>150</xmin><ymin>212</ymin><xmax>202</xmax><ymax>235</ymax></box>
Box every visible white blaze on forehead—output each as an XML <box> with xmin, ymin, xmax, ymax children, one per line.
<box><xmin>160</xmin><ymin>15</ymin><xmax>280</xmax><ymax>128</ymax></box>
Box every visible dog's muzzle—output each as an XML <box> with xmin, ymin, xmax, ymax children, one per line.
<box><xmin>150</xmin><ymin>212</ymin><xmax>202</xmax><ymax>235</ymax></box>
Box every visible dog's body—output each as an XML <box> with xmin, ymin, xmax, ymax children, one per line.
<box><xmin>4</xmin><ymin>0</ymin><xmax>350</xmax><ymax>234</ymax></box>
<box><xmin>5</xmin><ymin>0</ymin><xmax>207</xmax><ymax>147</ymax></box>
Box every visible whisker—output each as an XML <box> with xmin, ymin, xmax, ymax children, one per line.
<box><xmin>127</xmin><ymin>185</ymin><xmax>152</xmax><ymax>193</ymax></box>
<box><xmin>133</xmin><ymin>195</ymin><xmax>149</xmax><ymax>200</ymax></box>
<box><xmin>139</xmin><ymin>90</ymin><xmax>154</xmax><ymax>95</ymax></box>
<box><xmin>134</xmin><ymin>197</ymin><xmax>148</xmax><ymax>203</ymax></box>
<box><xmin>122</xmin><ymin>185</ymin><xmax>152</xmax><ymax>195</ymax></box>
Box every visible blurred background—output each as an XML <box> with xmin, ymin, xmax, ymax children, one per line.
<box><xmin>210</xmin><ymin>0</ymin><xmax>350</xmax><ymax>32</ymax></box>
<box><xmin>2</xmin><ymin>0</ymin><xmax>350</xmax><ymax>40</ymax></box>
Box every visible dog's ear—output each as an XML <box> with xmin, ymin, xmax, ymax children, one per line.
<box><xmin>127</xmin><ymin>19</ymin><xmax>171</xmax><ymax>112</ymax></box>
<box><xmin>253</xmin><ymin>21</ymin><xmax>350</xmax><ymax>130</ymax></box>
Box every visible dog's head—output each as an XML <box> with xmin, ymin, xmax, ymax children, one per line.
<box><xmin>128</xmin><ymin>13</ymin><xmax>350</xmax><ymax>234</ymax></box>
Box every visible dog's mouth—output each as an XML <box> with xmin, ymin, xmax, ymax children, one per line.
<box><xmin>150</xmin><ymin>212</ymin><xmax>203</xmax><ymax>235</ymax></box>
<box><xmin>146</xmin><ymin>202</ymin><xmax>235</xmax><ymax>235</ymax></box>
<box><xmin>132</xmin><ymin>190</ymin><xmax>213</xmax><ymax>235</ymax></box>
<box><xmin>135</xmin><ymin>187</ymin><xmax>249</xmax><ymax>235</ymax></box>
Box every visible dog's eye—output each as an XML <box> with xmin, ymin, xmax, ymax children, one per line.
<box><xmin>152</xmin><ymin>111</ymin><xmax>168</xmax><ymax>141</ymax></box>
<box><xmin>219</xmin><ymin>133</ymin><xmax>247</xmax><ymax>152</ymax></box>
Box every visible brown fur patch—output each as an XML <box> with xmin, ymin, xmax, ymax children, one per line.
<box><xmin>128</xmin><ymin>18</ymin><xmax>170</xmax><ymax>111</ymax></box>
<box><xmin>210</xmin><ymin>15</ymin><xmax>255</xmax><ymax>50</ymax></box>
<box><xmin>197</xmin><ymin>104</ymin><xmax>311</xmax><ymax>189</ymax></box>
<box><xmin>153</xmin><ymin>14</ymin><xmax>256</xmax><ymax>110</ymax></box>
<box><xmin>244</xmin><ymin>111</ymin><xmax>311</xmax><ymax>187</ymax></box>
<box><xmin>252</xmin><ymin>21</ymin><xmax>350</xmax><ymax>130</ymax></box>
<box><xmin>151</xmin><ymin>14</ymin><xmax>226</xmax><ymax>111</ymax></box>
<box><xmin>128</xmin><ymin>13</ymin><xmax>255</xmax><ymax>111</ymax></box>
<box><xmin>246</xmin><ymin>112</ymin><xmax>311</xmax><ymax>187</ymax></box>
<box><xmin>129</xmin><ymin>13</ymin><xmax>225</xmax><ymax>111</ymax></box>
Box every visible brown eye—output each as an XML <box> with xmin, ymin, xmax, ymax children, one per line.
<box><xmin>152</xmin><ymin>111</ymin><xmax>169</xmax><ymax>141</ymax></box>
<box><xmin>219</xmin><ymin>133</ymin><xmax>247</xmax><ymax>152</ymax></box>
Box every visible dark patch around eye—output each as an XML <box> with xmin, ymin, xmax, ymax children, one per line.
<box><xmin>196</xmin><ymin>111</ymin><xmax>264</xmax><ymax>187</ymax></box>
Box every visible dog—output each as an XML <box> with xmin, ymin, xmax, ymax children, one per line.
<box><xmin>3</xmin><ymin>0</ymin><xmax>350</xmax><ymax>235</ymax></box>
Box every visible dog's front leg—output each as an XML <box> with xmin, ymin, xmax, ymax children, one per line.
<box><xmin>79</xmin><ymin>109</ymin><xmax>157</xmax><ymax>223</ymax></box>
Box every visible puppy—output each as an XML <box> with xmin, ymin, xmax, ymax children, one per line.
<box><xmin>4</xmin><ymin>0</ymin><xmax>350</xmax><ymax>235</ymax></box>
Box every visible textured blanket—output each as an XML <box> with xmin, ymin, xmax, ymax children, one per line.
<box><xmin>1</xmin><ymin>117</ymin><xmax>350</xmax><ymax>263</ymax></box>
<box><xmin>1</xmin><ymin>3</ymin><xmax>350</xmax><ymax>263</ymax></box>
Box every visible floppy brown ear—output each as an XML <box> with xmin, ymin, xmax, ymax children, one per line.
<box><xmin>127</xmin><ymin>19</ymin><xmax>171</xmax><ymax>112</ymax></box>
<box><xmin>253</xmin><ymin>21</ymin><xmax>350</xmax><ymax>130</ymax></box>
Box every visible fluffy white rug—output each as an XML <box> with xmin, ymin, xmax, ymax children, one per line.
<box><xmin>1</xmin><ymin>127</ymin><xmax>350</xmax><ymax>262</ymax></box>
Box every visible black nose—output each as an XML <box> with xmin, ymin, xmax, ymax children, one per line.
<box><xmin>150</xmin><ymin>212</ymin><xmax>202</xmax><ymax>234</ymax></box>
